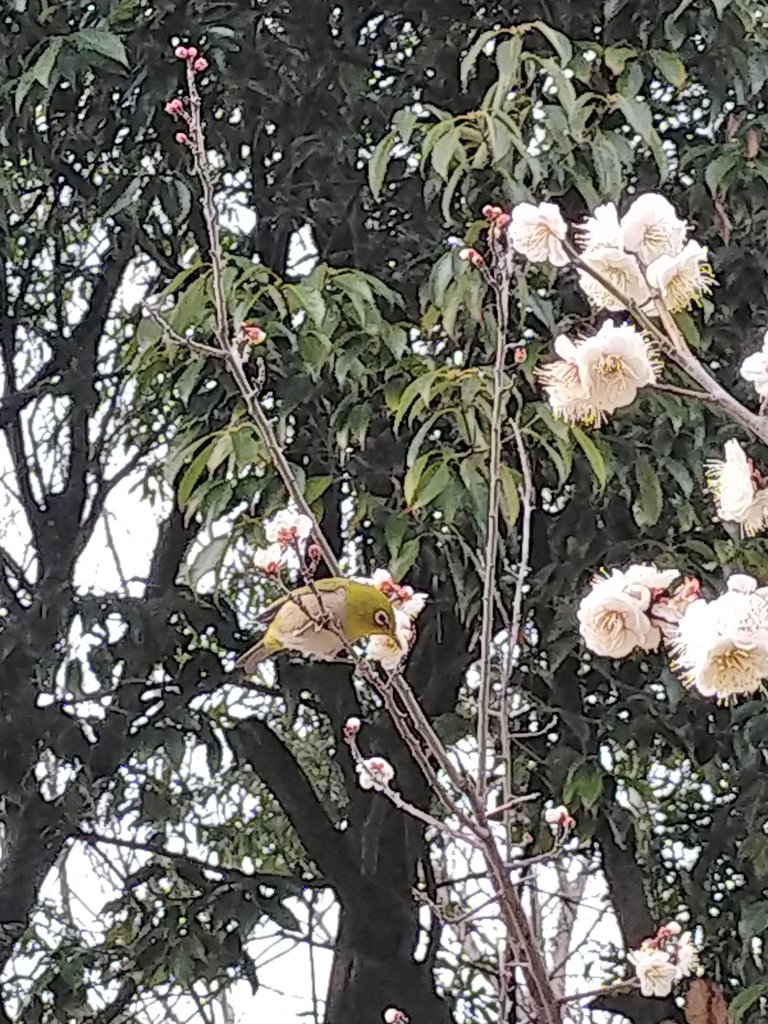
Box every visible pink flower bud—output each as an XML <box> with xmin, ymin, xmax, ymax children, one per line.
<box><xmin>514</xmin><ymin>347</ymin><xmax>526</xmax><ymax>364</ymax></box>
<box><xmin>164</xmin><ymin>98</ymin><xmax>184</xmax><ymax>116</ymax></box>
<box><xmin>343</xmin><ymin>717</ymin><xmax>362</xmax><ymax>737</ymax></box>
<box><xmin>307</xmin><ymin>543</ymin><xmax>321</xmax><ymax>562</ymax></box>
<box><xmin>495</xmin><ymin>212</ymin><xmax>511</xmax><ymax>228</ymax></box>
<box><xmin>383</xmin><ymin>1009</ymin><xmax>409</xmax><ymax>1024</ymax></box>
<box><xmin>174</xmin><ymin>46</ymin><xmax>189</xmax><ymax>60</ymax></box>
<box><xmin>175</xmin><ymin>132</ymin><xmax>189</xmax><ymax>145</ymax></box>
<box><xmin>193</xmin><ymin>57</ymin><xmax>209</xmax><ymax>72</ymax></box>
<box><xmin>186</xmin><ymin>46</ymin><xmax>198</xmax><ymax>59</ymax></box>
<box><xmin>242</xmin><ymin>324</ymin><xmax>266</xmax><ymax>345</ymax></box>
<box><xmin>482</xmin><ymin>204</ymin><xmax>497</xmax><ymax>220</ymax></box>
<box><xmin>458</xmin><ymin>247</ymin><xmax>485</xmax><ymax>267</ymax></box>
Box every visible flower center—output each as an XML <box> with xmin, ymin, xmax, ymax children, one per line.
<box><xmin>597</xmin><ymin>354</ymin><xmax>626</xmax><ymax>380</ymax></box>
<box><xmin>643</xmin><ymin>224</ymin><xmax>669</xmax><ymax>253</ymax></box>
<box><xmin>597</xmin><ymin>609</ymin><xmax>625</xmax><ymax>636</ymax></box>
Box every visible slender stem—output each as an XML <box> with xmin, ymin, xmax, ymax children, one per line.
<box><xmin>477</xmin><ymin>254</ymin><xmax>512</xmax><ymax>800</ymax></box>
<box><xmin>557</xmin><ymin>977</ymin><xmax>639</xmax><ymax>1004</ymax></box>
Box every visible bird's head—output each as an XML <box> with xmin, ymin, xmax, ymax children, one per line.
<box><xmin>345</xmin><ymin>582</ymin><xmax>398</xmax><ymax>644</ymax></box>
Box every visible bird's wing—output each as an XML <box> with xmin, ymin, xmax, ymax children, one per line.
<box><xmin>271</xmin><ymin>585</ymin><xmax>347</xmax><ymax>640</ymax></box>
<box><xmin>255</xmin><ymin>583</ymin><xmax>347</xmax><ymax>630</ymax></box>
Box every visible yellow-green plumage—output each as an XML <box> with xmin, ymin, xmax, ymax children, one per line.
<box><xmin>235</xmin><ymin>578</ymin><xmax>397</xmax><ymax>673</ymax></box>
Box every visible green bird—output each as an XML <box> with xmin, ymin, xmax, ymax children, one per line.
<box><xmin>235</xmin><ymin>577</ymin><xmax>398</xmax><ymax>673</ymax></box>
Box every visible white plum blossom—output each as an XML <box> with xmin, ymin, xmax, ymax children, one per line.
<box><xmin>508</xmin><ymin>202</ymin><xmax>569</xmax><ymax>266</ymax></box>
<box><xmin>363</xmin><ymin>568</ymin><xmax>429</xmax><ymax>620</ymax></box>
<box><xmin>544</xmin><ymin>805</ymin><xmax>575</xmax><ymax>830</ymax></box>
<box><xmin>253</xmin><ymin>543</ymin><xmax>284</xmax><ymax>575</ymax></box>
<box><xmin>575</xmin><ymin>321</ymin><xmax>657</xmax><ymax>419</ymax></box>
<box><xmin>645</xmin><ymin>240</ymin><xmax>712</xmax><ymax>312</ymax></box>
<box><xmin>621</xmin><ymin>193</ymin><xmax>688</xmax><ymax>264</ymax></box>
<box><xmin>705</xmin><ymin>439</ymin><xmax>768</xmax><ymax>537</ymax></box>
<box><xmin>578</xmin><ymin>564</ymin><xmax>679</xmax><ymax>658</ymax></box>
<box><xmin>672</xmin><ymin>574</ymin><xmax>768</xmax><ymax>701</ymax></box>
<box><xmin>356</xmin><ymin>756</ymin><xmax>395</xmax><ymax>791</ymax></box>
<box><xmin>673</xmin><ymin>932</ymin><xmax>699</xmax><ymax>980</ymax></box>
<box><xmin>577</xmin><ymin>246</ymin><xmax>652</xmax><ymax>311</ymax></box>
<box><xmin>538</xmin><ymin>323</ymin><xmax>657</xmax><ymax>426</ymax></box>
<box><xmin>367</xmin><ymin>609</ymin><xmax>414</xmax><ymax>670</ymax></box>
<box><xmin>740</xmin><ymin>331</ymin><xmax>768</xmax><ymax>399</ymax></box>
<box><xmin>577</xmin><ymin>202</ymin><xmax>623</xmax><ymax>251</ymax></box>
<box><xmin>627</xmin><ymin>946</ymin><xmax>678</xmax><ymax>998</ymax></box>
<box><xmin>264</xmin><ymin>508</ymin><xmax>313</xmax><ymax>547</ymax></box>
<box><xmin>343</xmin><ymin>717</ymin><xmax>362</xmax><ymax>737</ymax></box>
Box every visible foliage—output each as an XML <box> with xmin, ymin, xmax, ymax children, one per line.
<box><xmin>4</xmin><ymin>1</ymin><xmax>768</xmax><ymax>1024</ymax></box>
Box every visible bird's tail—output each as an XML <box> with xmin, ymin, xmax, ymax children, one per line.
<box><xmin>235</xmin><ymin>640</ymin><xmax>271</xmax><ymax>674</ymax></box>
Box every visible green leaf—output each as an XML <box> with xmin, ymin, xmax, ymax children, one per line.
<box><xmin>431</xmin><ymin>127</ymin><xmax>461</xmax><ymax>181</ymax></box>
<box><xmin>206</xmin><ymin>433</ymin><xmax>233</xmax><ymax>473</ymax></box>
<box><xmin>711</xmin><ymin>0</ymin><xmax>732</xmax><ymax>14</ymax></box>
<box><xmin>32</xmin><ymin>37</ymin><xmax>64</xmax><ymax>87</ymax></box>
<box><xmin>634</xmin><ymin>454</ymin><xmax>663</xmax><ymax>527</ymax></box>
<box><xmin>411</xmin><ymin>462</ymin><xmax>451</xmax><ymax>510</ymax></box>
<box><xmin>499</xmin><ymin>464</ymin><xmax>520</xmax><ymax>526</ymax></box>
<box><xmin>178</xmin><ymin>443</ymin><xmax>214</xmax><ymax>507</ymax></box>
<box><xmin>603</xmin><ymin>45</ymin><xmax>636</xmax><ymax>76</ymax></box>
<box><xmin>530</xmin><ymin>21</ymin><xmax>573</xmax><ymax>65</ymax></box>
<box><xmin>705</xmin><ymin>149</ymin><xmax>739</xmax><ymax>196</ymax></box>
<box><xmin>291</xmin><ymin>282</ymin><xmax>326</xmax><ymax>328</ymax></box>
<box><xmin>74</xmin><ymin>27</ymin><xmax>130</xmax><ymax>67</ymax></box>
<box><xmin>461</xmin><ymin>29</ymin><xmax>500</xmax><ymax>89</ymax></box>
<box><xmin>591</xmin><ymin>132</ymin><xmax>624</xmax><ymax>200</ymax></box>
<box><xmin>571</xmin><ymin>427</ymin><xmax>607</xmax><ymax>492</ymax></box>
<box><xmin>730</xmin><ymin>979</ymin><xmax>768</xmax><ymax>1018</ymax></box>
<box><xmin>495</xmin><ymin>36</ymin><xmax>523</xmax><ymax>85</ymax></box>
<box><xmin>368</xmin><ymin>131</ymin><xmax>395</xmax><ymax>200</ymax></box>
<box><xmin>185</xmin><ymin>535</ymin><xmax>230</xmax><ymax>590</ymax></box>
<box><xmin>615</xmin><ymin>95</ymin><xmax>667</xmax><ymax>179</ymax></box>
<box><xmin>739</xmin><ymin>900</ymin><xmax>768</xmax><ymax>942</ymax></box>
<box><xmin>403</xmin><ymin>453</ymin><xmax>430</xmax><ymax>507</ymax></box>
<box><xmin>304</xmin><ymin>475</ymin><xmax>333</xmax><ymax>504</ymax></box>
<box><xmin>390</xmin><ymin>537</ymin><xmax>421</xmax><ymax>579</ymax></box>
<box><xmin>650</xmin><ymin>49</ymin><xmax>687</xmax><ymax>88</ymax></box>
<box><xmin>232</xmin><ymin>428</ymin><xmax>263</xmax><ymax>465</ymax></box>
<box><xmin>14</xmin><ymin>68</ymin><xmax>37</xmax><ymax>115</ymax></box>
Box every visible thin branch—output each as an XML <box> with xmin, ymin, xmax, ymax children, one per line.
<box><xmin>476</xmin><ymin>251</ymin><xmax>511</xmax><ymax>801</ymax></box>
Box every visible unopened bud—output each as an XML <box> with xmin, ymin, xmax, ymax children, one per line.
<box><xmin>664</xmin><ymin>921</ymin><xmax>682</xmax><ymax>937</ymax></box>
<box><xmin>482</xmin><ymin>204</ymin><xmax>497</xmax><ymax>219</ymax></box>
<box><xmin>307</xmin><ymin>543</ymin><xmax>321</xmax><ymax>562</ymax></box>
<box><xmin>186</xmin><ymin>46</ymin><xmax>199</xmax><ymax>59</ymax></box>
<box><xmin>513</xmin><ymin>347</ymin><xmax>526</xmax><ymax>364</ymax></box>
<box><xmin>242</xmin><ymin>323</ymin><xmax>266</xmax><ymax>345</ymax></box>
<box><xmin>383</xmin><ymin>1009</ymin><xmax>409</xmax><ymax>1024</ymax></box>
<box><xmin>193</xmin><ymin>57</ymin><xmax>209</xmax><ymax>72</ymax></box>
<box><xmin>459</xmin><ymin>247</ymin><xmax>484</xmax><ymax>268</ymax></box>
<box><xmin>174</xmin><ymin>46</ymin><xmax>189</xmax><ymax>60</ymax></box>
<box><xmin>164</xmin><ymin>98</ymin><xmax>184</xmax><ymax>116</ymax></box>
<box><xmin>175</xmin><ymin>132</ymin><xmax>189</xmax><ymax>145</ymax></box>
<box><xmin>343</xmin><ymin>717</ymin><xmax>362</xmax><ymax>738</ymax></box>
<box><xmin>495</xmin><ymin>212</ymin><xmax>511</xmax><ymax>228</ymax></box>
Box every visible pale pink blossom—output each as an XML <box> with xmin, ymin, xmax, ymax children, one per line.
<box><xmin>508</xmin><ymin>202</ymin><xmax>569</xmax><ymax>266</ymax></box>
<box><xmin>356</xmin><ymin>756</ymin><xmax>395</xmax><ymax>791</ymax></box>
<box><xmin>264</xmin><ymin>508</ymin><xmax>313</xmax><ymax>548</ymax></box>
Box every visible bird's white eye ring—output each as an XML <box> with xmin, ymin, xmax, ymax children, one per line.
<box><xmin>374</xmin><ymin>609</ymin><xmax>389</xmax><ymax>627</ymax></box>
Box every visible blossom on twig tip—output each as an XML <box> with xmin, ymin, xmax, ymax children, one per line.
<box><xmin>705</xmin><ymin>439</ymin><xmax>768</xmax><ymax>536</ymax></box>
<box><xmin>383</xmin><ymin>1009</ymin><xmax>409</xmax><ymax>1024</ymax></box>
<box><xmin>164</xmin><ymin>98</ymin><xmax>184</xmax><ymax>116</ymax></box>
<box><xmin>343</xmin><ymin>717</ymin><xmax>362</xmax><ymax>738</ymax></box>
<box><xmin>175</xmin><ymin>132</ymin><xmax>190</xmax><ymax>145</ymax></box>
<box><xmin>357</xmin><ymin>756</ymin><xmax>395</xmax><ymax>791</ymax></box>
<box><xmin>253</xmin><ymin>544</ymin><xmax>284</xmax><ymax>576</ymax></box>
<box><xmin>174</xmin><ymin>46</ymin><xmax>190</xmax><ymax>60</ymax></box>
<box><xmin>193</xmin><ymin>57</ymin><xmax>209</xmax><ymax>73</ymax></box>
<box><xmin>543</xmin><ymin>804</ymin><xmax>576</xmax><ymax>831</ymax></box>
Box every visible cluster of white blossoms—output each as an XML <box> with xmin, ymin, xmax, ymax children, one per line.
<box><xmin>509</xmin><ymin>194</ymin><xmax>712</xmax><ymax>314</ymax></box>
<box><xmin>359</xmin><ymin>568</ymin><xmax>428</xmax><ymax>670</ymax></box>
<box><xmin>705</xmin><ymin>439</ymin><xmax>768</xmax><ymax>537</ymax></box>
<box><xmin>577</xmin><ymin>564</ymin><xmax>683</xmax><ymax>658</ymax></box>
<box><xmin>536</xmin><ymin>320</ymin><xmax>658</xmax><ymax>426</ymax></box>
<box><xmin>506</xmin><ymin>195</ymin><xmax>714</xmax><ymax>427</ymax></box>
<box><xmin>628</xmin><ymin>922</ymin><xmax>699</xmax><ymax>998</ymax></box>
<box><xmin>252</xmin><ymin>507</ymin><xmax>313</xmax><ymax>575</ymax></box>
<box><xmin>672</xmin><ymin>574</ymin><xmax>768</xmax><ymax>702</ymax></box>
